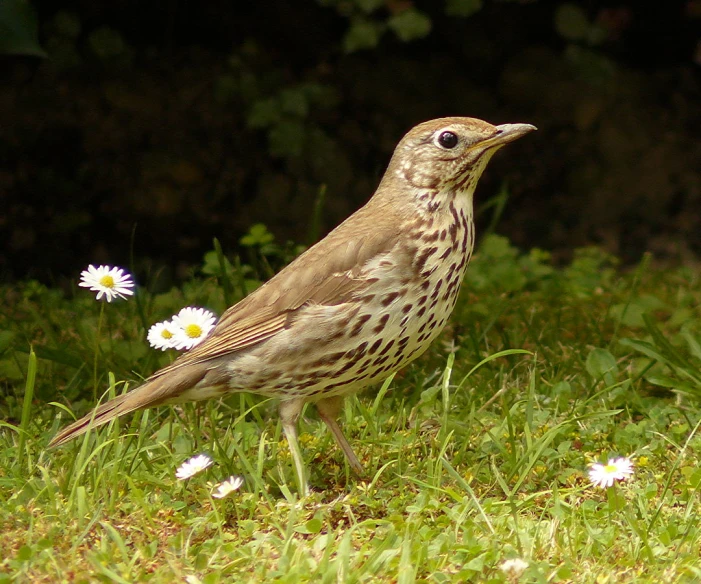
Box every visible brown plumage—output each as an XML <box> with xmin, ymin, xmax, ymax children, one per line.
<box><xmin>50</xmin><ymin>117</ymin><xmax>535</xmax><ymax>494</ymax></box>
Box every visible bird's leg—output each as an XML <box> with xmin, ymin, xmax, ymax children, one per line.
<box><xmin>278</xmin><ymin>398</ymin><xmax>309</xmax><ymax>496</ymax></box>
<box><xmin>316</xmin><ymin>395</ymin><xmax>365</xmax><ymax>476</ymax></box>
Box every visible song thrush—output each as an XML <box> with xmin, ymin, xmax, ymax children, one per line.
<box><xmin>50</xmin><ymin>117</ymin><xmax>535</xmax><ymax>494</ymax></box>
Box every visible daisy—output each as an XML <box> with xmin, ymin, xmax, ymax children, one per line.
<box><xmin>175</xmin><ymin>454</ymin><xmax>213</xmax><ymax>480</ymax></box>
<box><xmin>79</xmin><ymin>265</ymin><xmax>135</xmax><ymax>302</ymax></box>
<box><xmin>147</xmin><ymin>319</ymin><xmax>178</xmax><ymax>351</ymax></box>
<box><xmin>172</xmin><ymin>307</ymin><xmax>217</xmax><ymax>350</ymax></box>
<box><xmin>211</xmin><ymin>475</ymin><xmax>244</xmax><ymax>499</ymax></box>
<box><xmin>588</xmin><ymin>457</ymin><xmax>634</xmax><ymax>488</ymax></box>
<box><xmin>500</xmin><ymin>558</ymin><xmax>528</xmax><ymax>579</ymax></box>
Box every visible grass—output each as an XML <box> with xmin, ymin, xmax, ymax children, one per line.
<box><xmin>1</xmin><ymin>234</ymin><xmax>701</xmax><ymax>582</ymax></box>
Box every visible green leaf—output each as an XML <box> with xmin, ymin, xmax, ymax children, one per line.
<box><xmin>343</xmin><ymin>19</ymin><xmax>384</xmax><ymax>53</ymax></box>
<box><xmin>88</xmin><ymin>26</ymin><xmax>126</xmax><ymax>59</ymax></box>
<box><xmin>54</xmin><ymin>11</ymin><xmax>81</xmax><ymax>39</ymax></box>
<box><xmin>554</xmin><ymin>3</ymin><xmax>591</xmax><ymax>41</ymax></box>
<box><xmin>0</xmin><ymin>0</ymin><xmax>46</xmax><ymax>57</ymax></box>
<box><xmin>247</xmin><ymin>97</ymin><xmax>283</xmax><ymax>128</ymax></box>
<box><xmin>420</xmin><ymin>384</ymin><xmax>441</xmax><ymax>403</ymax></box>
<box><xmin>445</xmin><ymin>0</ymin><xmax>483</xmax><ymax>18</ymax></box>
<box><xmin>643</xmin><ymin>314</ymin><xmax>701</xmax><ymax>381</ymax></box>
<box><xmin>240</xmin><ymin>224</ymin><xmax>275</xmax><ymax>247</ymax></box>
<box><xmin>619</xmin><ymin>338</ymin><xmax>665</xmax><ymax>363</ymax></box>
<box><xmin>388</xmin><ymin>9</ymin><xmax>432</xmax><ymax>43</ymax></box>
<box><xmin>609</xmin><ymin>295</ymin><xmax>666</xmax><ymax>328</ymax></box>
<box><xmin>586</xmin><ymin>24</ymin><xmax>608</xmax><ymax>46</ymax></box>
<box><xmin>563</xmin><ymin>246</ymin><xmax>617</xmax><ymax>295</ymax></box>
<box><xmin>16</xmin><ymin>544</ymin><xmax>33</xmax><ymax>562</ymax></box>
<box><xmin>280</xmin><ymin>88</ymin><xmax>309</xmax><ymax>118</ymax></box>
<box><xmin>0</xmin><ymin>330</ymin><xmax>15</xmax><ymax>354</ymax></box>
<box><xmin>300</xmin><ymin>83</ymin><xmax>339</xmax><ymax>108</ymax></box>
<box><xmin>356</xmin><ymin>0</ymin><xmax>385</xmax><ymax>14</ymax></box>
<box><xmin>268</xmin><ymin>119</ymin><xmax>306</xmax><ymax>158</ymax></box>
<box><xmin>463</xmin><ymin>556</ymin><xmax>485</xmax><ymax>572</ymax></box>
<box><xmin>295</xmin><ymin>517</ymin><xmax>323</xmax><ymax>534</ymax></box>
<box><xmin>645</xmin><ymin>374</ymin><xmax>697</xmax><ymax>394</ymax></box>
<box><xmin>586</xmin><ymin>348</ymin><xmax>618</xmax><ymax>386</ymax></box>
<box><xmin>683</xmin><ymin>330</ymin><xmax>701</xmax><ymax>362</ymax></box>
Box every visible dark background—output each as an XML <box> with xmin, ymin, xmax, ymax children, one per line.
<box><xmin>1</xmin><ymin>0</ymin><xmax>700</xmax><ymax>286</ymax></box>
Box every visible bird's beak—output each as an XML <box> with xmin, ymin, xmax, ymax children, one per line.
<box><xmin>480</xmin><ymin>123</ymin><xmax>537</xmax><ymax>149</ymax></box>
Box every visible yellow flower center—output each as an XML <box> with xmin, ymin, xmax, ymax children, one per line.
<box><xmin>185</xmin><ymin>324</ymin><xmax>203</xmax><ymax>339</ymax></box>
<box><xmin>99</xmin><ymin>275</ymin><xmax>115</xmax><ymax>288</ymax></box>
<box><xmin>161</xmin><ymin>329</ymin><xmax>173</xmax><ymax>340</ymax></box>
<box><xmin>604</xmin><ymin>464</ymin><xmax>617</xmax><ymax>473</ymax></box>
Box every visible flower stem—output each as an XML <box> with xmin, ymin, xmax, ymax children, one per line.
<box><xmin>93</xmin><ymin>302</ymin><xmax>105</xmax><ymax>401</ymax></box>
<box><xmin>607</xmin><ymin>483</ymin><xmax>620</xmax><ymax>514</ymax></box>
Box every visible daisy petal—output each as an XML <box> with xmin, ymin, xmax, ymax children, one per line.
<box><xmin>212</xmin><ymin>475</ymin><xmax>244</xmax><ymax>499</ymax></box>
<box><xmin>172</xmin><ymin>307</ymin><xmax>217</xmax><ymax>350</ymax></box>
<box><xmin>500</xmin><ymin>558</ymin><xmax>529</xmax><ymax>578</ymax></box>
<box><xmin>147</xmin><ymin>319</ymin><xmax>179</xmax><ymax>351</ymax></box>
<box><xmin>588</xmin><ymin>456</ymin><xmax>634</xmax><ymax>488</ymax></box>
<box><xmin>175</xmin><ymin>454</ymin><xmax>213</xmax><ymax>480</ymax></box>
<box><xmin>79</xmin><ymin>264</ymin><xmax>135</xmax><ymax>302</ymax></box>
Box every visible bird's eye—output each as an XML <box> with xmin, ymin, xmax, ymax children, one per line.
<box><xmin>437</xmin><ymin>131</ymin><xmax>458</xmax><ymax>149</ymax></box>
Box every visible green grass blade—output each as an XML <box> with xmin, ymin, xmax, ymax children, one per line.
<box><xmin>17</xmin><ymin>346</ymin><xmax>37</xmax><ymax>470</ymax></box>
<box><xmin>213</xmin><ymin>237</ymin><xmax>235</xmax><ymax>306</ymax></box>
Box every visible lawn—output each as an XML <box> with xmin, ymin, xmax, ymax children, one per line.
<box><xmin>1</xmin><ymin>234</ymin><xmax>700</xmax><ymax>583</ymax></box>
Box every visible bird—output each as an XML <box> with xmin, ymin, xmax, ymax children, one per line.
<box><xmin>49</xmin><ymin>117</ymin><xmax>536</xmax><ymax>495</ymax></box>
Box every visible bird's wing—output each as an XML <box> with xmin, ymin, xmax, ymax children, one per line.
<box><xmin>148</xmin><ymin>212</ymin><xmax>402</xmax><ymax>379</ymax></box>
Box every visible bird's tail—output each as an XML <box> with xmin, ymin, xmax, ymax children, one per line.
<box><xmin>48</xmin><ymin>362</ymin><xmax>212</xmax><ymax>448</ymax></box>
<box><xmin>48</xmin><ymin>392</ymin><xmax>141</xmax><ymax>448</ymax></box>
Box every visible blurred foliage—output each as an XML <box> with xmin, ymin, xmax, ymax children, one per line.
<box><xmin>317</xmin><ymin>0</ymin><xmax>434</xmax><ymax>52</ymax></box>
<box><xmin>243</xmin><ymin>81</ymin><xmax>340</xmax><ymax>160</ymax></box>
<box><xmin>87</xmin><ymin>26</ymin><xmax>133</xmax><ymax>66</ymax></box>
<box><xmin>1</xmin><ymin>1</ymin><xmax>699</xmax><ymax>283</ymax></box>
<box><xmin>554</xmin><ymin>3</ymin><xmax>608</xmax><ymax>45</ymax></box>
<box><xmin>0</xmin><ymin>0</ymin><xmax>46</xmax><ymax>57</ymax></box>
<box><xmin>43</xmin><ymin>11</ymin><xmax>81</xmax><ymax>68</ymax></box>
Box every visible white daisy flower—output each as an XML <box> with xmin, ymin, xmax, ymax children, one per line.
<box><xmin>500</xmin><ymin>558</ymin><xmax>528</xmax><ymax>579</ymax></box>
<box><xmin>175</xmin><ymin>454</ymin><xmax>213</xmax><ymax>480</ymax></box>
<box><xmin>211</xmin><ymin>475</ymin><xmax>244</xmax><ymax>499</ymax></box>
<box><xmin>588</xmin><ymin>457</ymin><xmax>634</xmax><ymax>488</ymax></box>
<box><xmin>79</xmin><ymin>264</ymin><xmax>135</xmax><ymax>302</ymax></box>
<box><xmin>147</xmin><ymin>319</ymin><xmax>178</xmax><ymax>351</ymax></box>
<box><xmin>172</xmin><ymin>307</ymin><xmax>217</xmax><ymax>350</ymax></box>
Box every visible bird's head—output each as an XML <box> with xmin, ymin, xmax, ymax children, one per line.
<box><xmin>387</xmin><ymin>117</ymin><xmax>536</xmax><ymax>194</ymax></box>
